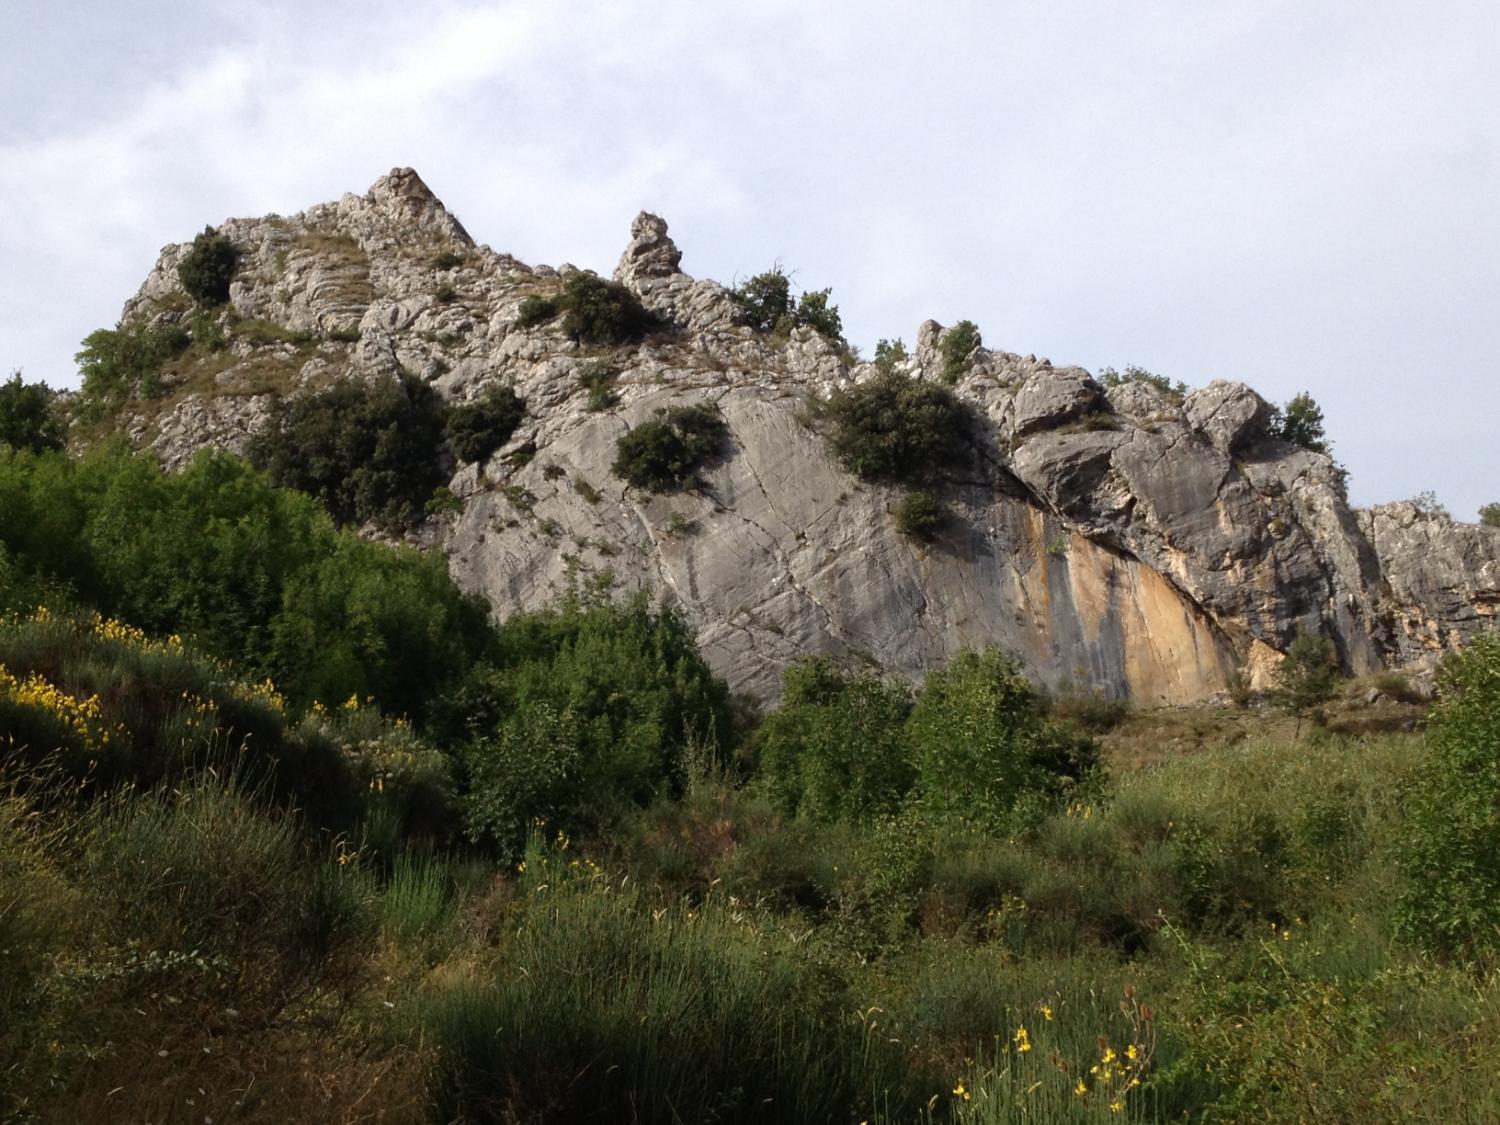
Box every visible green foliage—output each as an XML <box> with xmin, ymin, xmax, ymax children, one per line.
<box><xmin>430</xmin><ymin>249</ymin><xmax>466</xmax><ymax>271</ymax></box>
<box><xmin>796</xmin><ymin>287</ymin><xmax>843</xmax><ymax>340</ymax></box>
<box><xmin>611</xmin><ymin>401</ymin><xmax>729</xmax><ymax>493</ymax></box>
<box><xmin>1411</xmin><ymin>489</ymin><xmax>1450</xmax><ymax>518</ymax></box>
<box><xmin>730</xmin><ymin>266</ymin><xmax>793</xmax><ymax>332</ymax></box>
<box><xmin>75</xmin><ymin>320</ymin><xmax>190</xmax><ymax>406</ymax></box>
<box><xmin>0</xmin><ymin>371</ymin><xmax>63</xmax><ymax>453</ymax></box>
<box><xmin>731</xmin><ymin>266</ymin><xmax>844</xmax><ymax>341</ymax></box>
<box><xmin>894</xmin><ymin>488</ymin><xmax>947</xmax><ymax>542</ymax></box>
<box><xmin>873</xmin><ymin>337</ymin><xmax>908</xmax><ymax>375</ymax></box>
<box><xmin>752</xmin><ymin>657</ymin><xmax>915</xmax><ymax>821</ymax></box>
<box><xmin>558</xmin><ymin>272</ymin><xmax>662</xmax><ymax>346</ymax></box>
<box><xmin>444</xmin><ymin>384</ymin><xmax>525</xmax><ymax>464</ymax></box>
<box><xmin>909</xmin><ymin>648</ymin><xmax>1098</xmax><ymax>823</ymax></box>
<box><xmin>450</xmin><ymin>595</ymin><xmax>732</xmax><ymax>851</ymax></box>
<box><xmin>1396</xmin><ymin>632</ymin><xmax>1500</xmax><ymax>957</ymax></box>
<box><xmin>1268</xmin><ymin>391</ymin><xmax>1330</xmax><ymax>454</ymax></box>
<box><xmin>248</xmin><ymin>373</ymin><xmax>447</xmax><ymax>529</ymax></box>
<box><xmin>1271</xmin><ymin>631</ymin><xmax>1340</xmax><ymax>734</ymax></box>
<box><xmin>176</xmin><ymin>226</ymin><xmax>239</xmax><ymax>305</ymax></box>
<box><xmin>939</xmin><ymin>319</ymin><xmax>982</xmax><ymax>385</ymax></box>
<box><xmin>422</xmin><ymin>861</ymin><xmax>922</xmax><ymax>1124</ymax></box>
<box><xmin>1480</xmin><ymin>502</ymin><xmax>1500</xmax><ymax>528</ymax></box>
<box><xmin>514</xmin><ymin>293</ymin><xmax>560</xmax><ymax>328</ymax></box>
<box><xmin>821</xmin><ymin>369</ymin><xmax>971</xmax><ymax>483</ymax></box>
<box><xmin>0</xmin><ymin>445</ymin><xmax>489</xmax><ymax>721</ymax></box>
<box><xmin>1098</xmin><ymin>364</ymin><xmax>1188</xmax><ymax>400</ymax></box>
<box><xmin>433</xmin><ymin>281</ymin><xmax>458</xmax><ymax>304</ymax></box>
<box><xmin>578</xmin><ymin>362</ymin><xmax>619</xmax><ymax>411</ymax></box>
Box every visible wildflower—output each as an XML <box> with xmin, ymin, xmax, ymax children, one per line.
<box><xmin>952</xmin><ymin>1082</ymin><xmax>971</xmax><ymax>1101</ymax></box>
<box><xmin>1125</xmin><ymin>1044</ymin><xmax>1139</xmax><ymax>1061</ymax></box>
<box><xmin>1074</xmin><ymin>1079</ymin><xmax>1088</xmax><ymax>1096</ymax></box>
<box><xmin>1110</xmin><ymin>1100</ymin><xmax>1125</xmax><ymax>1113</ymax></box>
<box><xmin>1039</xmin><ymin>1003</ymin><xmax>1054</xmax><ymax>1021</ymax></box>
<box><xmin>516</xmin><ymin>861</ymin><xmax>527</xmax><ymax>873</ymax></box>
<box><xmin>1013</xmin><ymin>1026</ymin><xmax>1032</xmax><ymax>1053</ymax></box>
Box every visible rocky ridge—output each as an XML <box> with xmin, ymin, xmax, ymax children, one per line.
<box><xmin>109</xmin><ymin>168</ymin><xmax>1500</xmax><ymax>704</ymax></box>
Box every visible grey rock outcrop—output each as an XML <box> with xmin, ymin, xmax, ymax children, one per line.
<box><xmin>103</xmin><ymin>168</ymin><xmax>1500</xmax><ymax>703</ymax></box>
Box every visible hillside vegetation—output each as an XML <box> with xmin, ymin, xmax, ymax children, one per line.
<box><xmin>4</xmin><ymin>445</ymin><xmax>1500</xmax><ymax>1122</ymax></box>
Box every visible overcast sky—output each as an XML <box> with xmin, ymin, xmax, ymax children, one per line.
<box><xmin>3</xmin><ymin>0</ymin><xmax>1496</xmax><ymax>516</ymax></box>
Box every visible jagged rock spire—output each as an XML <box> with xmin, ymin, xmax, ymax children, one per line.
<box><xmin>614</xmin><ymin>211</ymin><xmax>683</xmax><ymax>284</ymax></box>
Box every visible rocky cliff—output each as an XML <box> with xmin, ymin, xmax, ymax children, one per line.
<box><xmin>107</xmin><ymin>168</ymin><xmax>1500</xmax><ymax>704</ymax></box>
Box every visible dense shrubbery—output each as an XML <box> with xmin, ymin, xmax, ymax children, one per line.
<box><xmin>177</xmin><ymin>226</ymin><xmax>239</xmax><ymax>305</ymax></box>
<box><xmin>514</xmin><ymin>273</ymin><xmax>663</xmax><ymax>346</ymax></box>
<box><xmin>450</xmin><ymin>595</ymin><xmax>732</xmax><ymax>852</ymax></box>
<box><xmin>1397</xmin><ymin>632</ymin><xmax>1500</xmax><ymax>957</ymax></box>
<box><xmin>0</xmin><ymin>372</ymin><xmax>62</xmax><ymax>453</ymax></box>
<box><xmin>1098</xmin><ymin>364</ymin><xmax>1189</xmax><ymax>401</ymax></box>
<box><xmin>248</xmin><ymin>373</ymin><xmax>448</xmax><ymax>529</ymax></box>
<box><xmin>0</xmin><ymin>444</ymin><xmax>488</xmax><ymax>719</ymax></box>
<box><xmin>939</xmin><ymin>320</ymin><xmax>982</xmax><ymax>384</ymax></box>
<box><xmin>1481</xmin><ymin>502</ymin><xmax>1500</xmax><ymax>527</ymax></box>
<box><xmin>730</xmin><ymin>266</ymin><xmax>844</xmax><ymax>341</ymax></box>
<box><xmin>75</xmin><ymin>319</ymin><xmax>190</xmax><ymax>405</ymax></box>
<box><xmin>611</xmin><ymin>401</ymin><xmax>729</xmax><ymax>492</ymax></box>
<box><xmin>820</xmin><ymin>369</ymin><xmax>971</xmax><ymax>483</ymax></box>
<box><xmin>445</xmin><ymin>384</ymin><xmax>525</xmax><ymax>463</ymax></box>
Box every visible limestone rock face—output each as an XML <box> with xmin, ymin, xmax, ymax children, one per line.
<box><xmin>104</xmin><ymin>168</ymin><xmax>1500</xmax><ymax>702</ymax></box>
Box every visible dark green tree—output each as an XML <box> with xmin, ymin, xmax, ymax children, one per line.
<box><xmin>1271</xmin><ymin>392</ymin><xmax>1330</xmax><ymax>454</ymax></box>
<box><xmin>446</xmin><ymin>385</ymin><xmax>525</xmax><ymax>463</ymax></box>
<box><xmin>177</xmin><ymin>226</ymin><xmax>240</xmax><ymax>305</ymax></box>
<box><xmin>1480</xmin><ymin>502</ymin><xmax>1500</xmax><ymax>528</ymax></box>
<box><xmin>612</xmin><ymin>402</ymin><xmax>729</xmax><ymax>493</ymax></box>
<box><xmin>0</xmin><ymin>371</ymin><xmax>63</xmax><ymax>453</ymax></box>
<box><xmin>822</xmin><ymin>370</ymin><xmax>970</xmax><ymax>483</ymax></box>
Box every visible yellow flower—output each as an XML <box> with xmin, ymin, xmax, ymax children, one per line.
<box><xmin>1039</xmin><ymin>1003</ymin><xmax>1054</xmax><ymax>1021</ymax></box>
<box><xmin>952</xmin><ymin>1082</ymin><xmax>971</xmax><ymax>1101</ymax></box>
<box><xmin>1074</xmin><ymin>1080</ymin><xmax>1088</xmax><ymax>1096</ymax></box>
<box><xmin>1110</xmin><ymin>1100</ymin><xmax>1125</xmax><ymax>1113</ymax></box>
<box><xmin>1100</xmin><ymin>1047</ymin><xmax>1117</xmax><ymax>1065</ymax></box>
<box><xmin>1013</xmin><ymin>1026</ymin><xmax>1032</xmax><ymax>1053</ymax></box>
<box><xmin>1125</xmin><ymin>1044</ymin><xmax>1139</xmax><ymax>1061</ymax></box>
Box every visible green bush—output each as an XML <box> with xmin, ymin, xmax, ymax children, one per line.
<box><xmin>578</xmin><ymin>362</ymin><xmax>619</xmax><ymax>411</ymax></box>
<box><xmin>445</xmin><ymin>384</ymin><xmax>525</xmax><ymax>463</ymax></box>
<box><xmin>939</xmin><ymin>320</ymin><xmax>982</xmax><ymax>384</ymax></box>
<box><xmin>1396</xmin><ymin>632</ymin><xmax>1500</xmax><ymax>957</ymax></box>
<box><xmin>1098</xmin><ymin>364</ymin><xmax>1188</xmax><ymax>401</ymax></box>
<box><xmin>514</xmin><ymin>293</ymin><xmax>560</xmax><ymax>328</ymax></box>
<box><xmin>560</xmin><ymin>272</ymin><xmax>662</xmax><ymax>345</ymax></box>
<box><xmin>908</xmin><ymin>648</ymin><xmax>1098</xmax><ymax>823</ymax></box>
<box><xmin>821</xmin><ymin>369</ymin><xmax>971</xmax><ymax>483</ymax></box>
<box><xmin>75</xmin><ymin>320</ymin><xmax>190</xmax><ymax>406</ymax></box>
<box><xmin>0</xmin><ymin>372</ymin><xmax>63</xmax><ymax>453</ymax></box>
<box><xmin>611</xmin><ymin>401</ymin><xmax>729</xmax><ymax>493</ymax></box>
<box><xmin>1269</xmin><ymin>391</ymin><xmax>1330</xmax><ymax>454</ymax></box>
<box><xmin>450</xmin><ymin>595</ymin><xmax>732</xmax><ymax>852</ymax></box>
<box><xmin>1479</xmin><ymin>502</ymin><xmax>1500</xmax><ymax>528</ymax></box>
<box><xmin>248</xmin><ymin>373</ymin><xmax>447</xmax><ymax>529</ymax></box>
<box><xmin>0</xmin><ymin>445</ymin><xmax>489</xmax><ymax>722</ymax></box>
<box><xmin>1271</xmin><ymin>631</ymin><xmax>1340</xmax><ymax>735</ymax></box>
<box><xmin>730</xmin><ymin>267</ymin><xmax>844</xmax><ymax>342</ymax></box>
<box><xmin>752</xmin><ymin>657</ymin><xmax>915</xmax><ymax>821</ymax></box>
<box><xmin>177</xmin><ymin>226</ymin><xmax>239</xmax><ymax>305</ymax></box>
<box><xmin>894</xmin><ymin>488</ymin><xmax>947</xmax><ymax>542</ymax></box>
<box><xmin>872</xmin><ymin>337</ymin><xmax>908</xmax><ymax>375</ymax></box>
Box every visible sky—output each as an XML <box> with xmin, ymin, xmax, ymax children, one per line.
<box><xmin>2</xmin><ymin>0</ymin><xmax>1496</xmax><ymax>516</ymax></box>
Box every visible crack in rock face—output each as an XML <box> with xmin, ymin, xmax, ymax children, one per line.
<box><xmin>109</xmin><ymin>167</ymin><xmax>1500</xmax><ymax>703</ymax></box>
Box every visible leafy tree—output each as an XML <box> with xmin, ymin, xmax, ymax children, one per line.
<box><xmin>907</xmin><ymin>648</ymin><xmax>1097</xmax><ymax>823</ymax></box>
<box><xmin>177</xmin><ymin>226</ymin><xmax>239</xmax><ymax>305</ymax></box>
<box><xmin>446</xmin><ymin>384</ymin><xmax>525</xmax><ymax>463</ymax></box>
<box><xmin>731</xmin><ymin>267</ymin><xmax>844</xmax><ymax>342</ymax></box>
<box><xmin>821</xmin><ymin>370</ymin><xmax>970</xmax><ymax>483</ymax></box>
<box><xmin>612</xmin><ymin>402</ymin><xmax>729</xmax><ymax>493</ymax></box>
<box><xmin>872</xmin><ymin>338</ymin><xmax>908</xmax><ymax>375</ymax></box>
<box><xmin>0</xmin><ymin>371</ymin><xmax>63</xmax><ymax>453</ymax></box>
<box><xmin>76</xmin><ymin>320</ymin><xmax>190</xmax><ymax>406</ymax></box>
<box><xmin>454</xmin><ymin>595</ymin><xmax>733</xmax><ymax>850</ymax></box>
<box><xmin>752</xmin><ymin>658</ymin><xmax>915</xmax><ymax>821</ymax></box>
<box><xmin>1270</xmin><ymin>392</ymin><xmax>1330</xmax><ymax>455</ymax></box>
<box><xmin>249</xmin><ymin>373</ymin><xmax>448</xmax><ymax>529</ymax></box>
<box><xmin>1480</xmin><ymin>502</ymin><xmax>1500</xmax><ymax>528</ymax></box>
<box><xmin>1097</xmin><ymin>364</ymin><xmax>1188</xmax><ymax>400</ymax></box>
<box><xmin>1410</xmin><ymin>490</ymin><xmax>1450</xmax><ymax>519</ymax></box>
<box><xmin>1396</xmin><ymin>632</ymin><xmax>1500</xmax><ymax>956</ymax></box>
<box><xmin>559</xmin><ymin>273</ymin><xmax>662</xmax><ymax>345</ymax></box>
<box><xmin>730</xmin><ymin>267</ymin><xmax>793</xmax><ymax>333</ymax></box>
<box><xmin>939</xmin><ymin>320</ymin><xmax>982</xmax><ymax>385</ymax></box>
<box><xmin>1271</xmin><ymin>630</ymin><xmax>1340</xmax><ymax>737</ymax></box>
